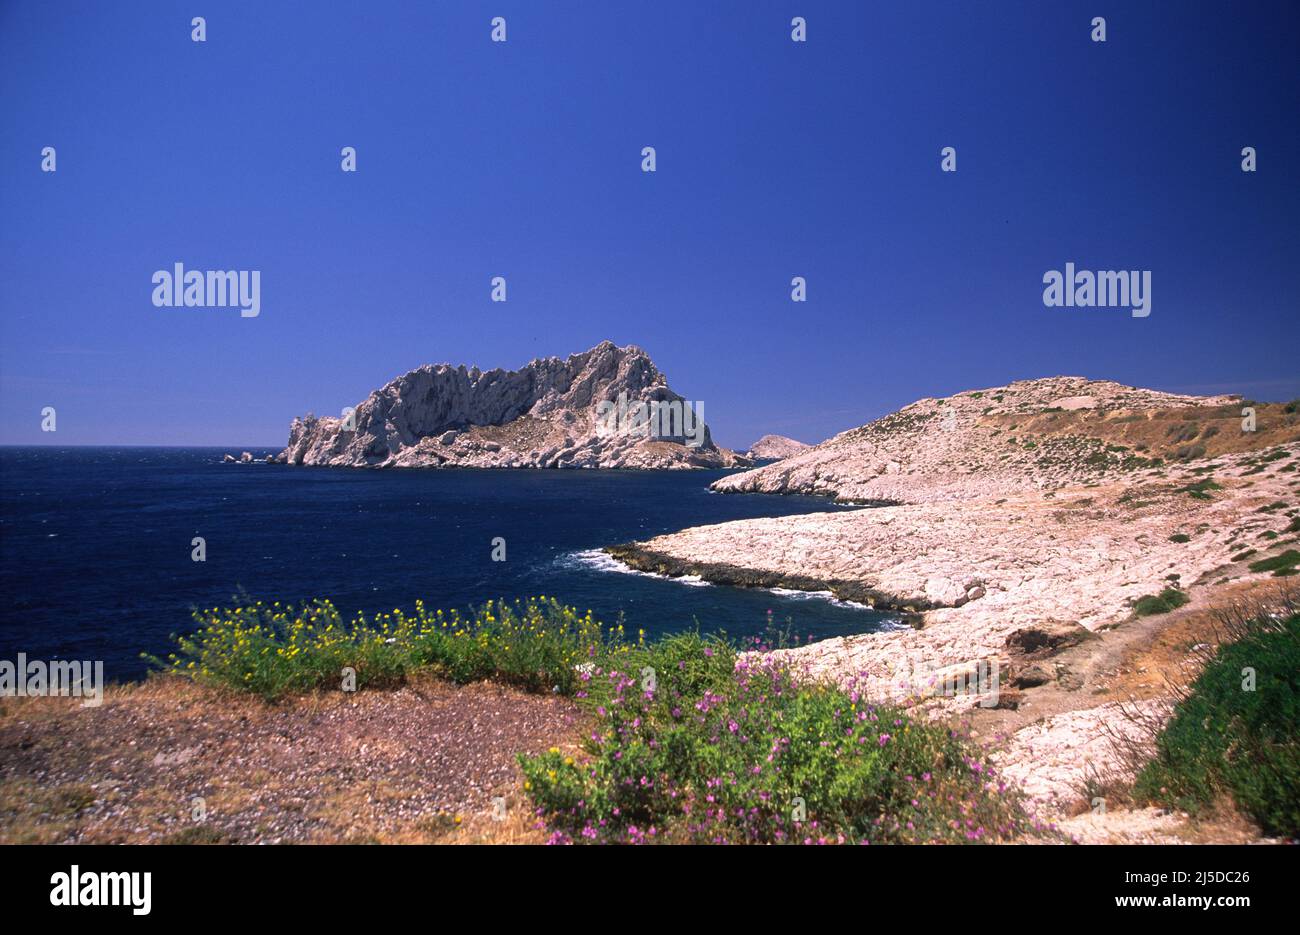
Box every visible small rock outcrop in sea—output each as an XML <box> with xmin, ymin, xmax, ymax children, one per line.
<box><xmin>745</xmin><ymin>434</ymin><xmax>810</xmax><ymax>461</ymax></box>
<box><xmin>225</xmin><ymin>452</ymin><xmax>282</xmax><ymax>464</ymax></box>
<box><xmin>280</xmin><ymin>341</ymin><xmax>749</xmax><ymax>469</ymax></box>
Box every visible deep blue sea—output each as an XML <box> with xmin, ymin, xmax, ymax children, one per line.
<box><xmin>0</xmin><ymin>447</ymin><xmax>897</xmax><ymax>681</ymax></box>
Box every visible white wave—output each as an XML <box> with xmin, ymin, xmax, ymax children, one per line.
<box><xmin>767</xmin><ymin>587</ymin><xmax>877</xmax><ymax>611</ymax></box>
<box><xmin>564</xmin><ymin>551</ymin><xmax>907</xmax><ymax>615</ymax></box>
<box><xmin>563</xmin><ymin>549</ymin><xmax>714</xmax><ymax>587</ymax></box>
<box><xmin>564</xmin><ymin>548</ymin><xmax>640</xmax><ymax>575</ymax></box>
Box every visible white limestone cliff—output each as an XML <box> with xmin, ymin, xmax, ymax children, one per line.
<box><xmin>280</xmin><ymin>341</ymin><xmax>749</xmax><ymax>470</ymax></box>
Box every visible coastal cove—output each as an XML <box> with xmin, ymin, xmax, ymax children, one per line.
<box><xmin>0</xmin><ymin>447</ymin><xmax>898</xmax><ymax>680</ymax></box>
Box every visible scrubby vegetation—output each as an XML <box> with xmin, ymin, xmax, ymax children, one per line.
<box><xmin>1135</xmin><ymin>603</ymin><xmax>1299</xmax><ymax>837</ymax></box>
<box><xmin>1248</xmin><ymin>550</ymin><xmax>1300</xmax><ymax>577</ymax></box>
<box><xmin>518</xmin><ymin>633</ymin><xmax>1040</xmax><ymax>844</ymax></box>
<box><xmin>162</xmin><ymin>601</ymin><xmax>1041</xmax><ymax>844</ymax></box>
<box><xmin>1132</xmin><ymin>588</ymin><xmax>1191</xmax><ymax>616</ymax></box>
<box><xmin>159</xmin><ymin>597</ymin><xmax>633</xmax><ymax>700</ymax></box>
<box><xmin>1179</xmin><ymin>477</ymin><xmax>1222</xmax><ymax>500</ymax></box>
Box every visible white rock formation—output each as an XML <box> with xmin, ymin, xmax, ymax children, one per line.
<box><xmin>609</xmin><ymin>376</ymin><xmax>1300</xmax><ymax>689</ymax></box>
<box><xmin>280</xmin><ymin>341</ymin><xmax>749</xmax><ymax>470</ymax></box>
<box><xmin>746</xmin><ymin>434</ymin><xmax>811</xmax><ymax>461</ymax></box>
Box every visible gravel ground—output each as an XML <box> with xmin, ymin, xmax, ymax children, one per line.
<box><xmin>0</xmin><ymin>676</ymin><xmax>586</xmax><ymax>844</ymax></box>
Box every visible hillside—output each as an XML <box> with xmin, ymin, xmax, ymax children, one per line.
<box><xmin>746</xmin><ymin>434</ymin><xmax>811</xmax><ymax>460</ymax></box>
<box><xmin>712</xmin><ymin>376</ymin><xmax>1275</xmax><ymax>502</ymax></box>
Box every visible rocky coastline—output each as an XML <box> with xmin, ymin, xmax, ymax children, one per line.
<box><xmin>604</xmin><ymin>543</ymin><xmax>929</xmax><ymax>621</ymax></box>
<box><xmin>605</xmin><ymin>376</ymin><xmax>1300</xmax><ymax>831</ymax></box>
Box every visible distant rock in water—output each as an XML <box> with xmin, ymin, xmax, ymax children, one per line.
<box><xmin>746</xmin><ymin>434</ymin><xmax>811</xmax><ymax>461</ymax></box>
<box><xmin>280</xmin><ymin>341</ymin><xmax>750</xmax><ymax>470</ymax></box>
<box><xmin>225</xmin><ymin>451</ymin><xmax>281</xmax><ymax>464</ymax></box>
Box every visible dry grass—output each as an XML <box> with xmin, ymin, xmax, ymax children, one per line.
<box><xmin>985</xmin><ymin>401</ymin><xmax>1300</xmax><ymax>463</ymax></box>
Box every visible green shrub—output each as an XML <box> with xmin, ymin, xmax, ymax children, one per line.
<box><xmin>1248</xmin><ymin>550</ymin><xmax>1300</xmax><ymax>577</ymax></box>
<box><xmin>1168</xmin><ymin>533</ymin><xmax>1191</xmax><ymax>543</ymax></box>
<box><xmin>159</xmin><ymin>597</ymin><xmax>631</xmax><ymax>700</ymax></box>
<box><xmin>520</xmin><ymin>636</ymin><xmax>1037</xmax><ymax>844</ymax></box>
<box><xmin>1179</xmin><ymin>478</ymin><xmax>1222</xmax><ymax>500</ymax></box>
<box><xmin>1135</xmin><ymin>612</ymin><xmax>1300</xmax><ymax>836</ymax></box>
<box><xmin>1133</xmin><ymin>588</ymin><xmax>1190</xmax><ymax>616</ymax></box>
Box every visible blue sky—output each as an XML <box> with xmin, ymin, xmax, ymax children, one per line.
<box><xmin>2</xmin><ymin>0</ymin><xmax>1297</xmax><ymax>449</ymax></box>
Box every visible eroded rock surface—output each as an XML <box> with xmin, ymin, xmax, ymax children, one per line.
<box><xmin>280</xmin><ymin>341</ymin><xmax>747</xmax><ymax>470</ymax></box>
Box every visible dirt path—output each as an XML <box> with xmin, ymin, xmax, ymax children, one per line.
<box><xmin>0</xmin><ymin>676</ymin><xmax>587</xmax><ymax>844</ymax></box>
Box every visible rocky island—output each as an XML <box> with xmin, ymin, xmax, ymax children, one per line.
<box><xmin>279</xmin><ymin>341</ymin><xmax>748</xmax><ymax>470</ymax></box>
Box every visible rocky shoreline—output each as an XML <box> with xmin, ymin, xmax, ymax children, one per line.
<box><xmin>604</xmin><ymin>543</ymin><xmax>929</xmax><ymax>622</ymax></box>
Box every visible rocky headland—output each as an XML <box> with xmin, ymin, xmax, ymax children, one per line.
<box><xmin>279</xmin><ymin>341</ymin><xmax>748</xmax><ymax>470</ymax></box>
<box><xmin>613</xmin><ymin>377</ymin><xmax>1299</xmax><ymax>662</ymax></box>
<box><xmin>607</xmin><ymin>376</ymin><xmax>1300</xmax><ymax>830</ymax></box>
